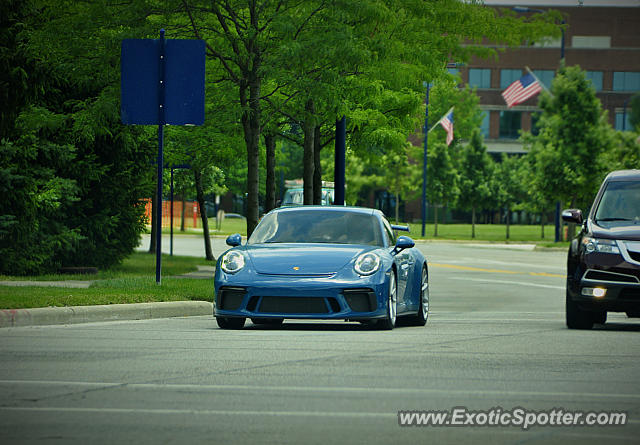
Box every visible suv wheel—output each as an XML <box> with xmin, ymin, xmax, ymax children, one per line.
<box><xmin>566</xmin><ymin>291</ymin><xmax>594</xmax><ymax>330</ymax></box>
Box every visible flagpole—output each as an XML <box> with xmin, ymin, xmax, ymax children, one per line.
<box><xmin>525</xmin><ymin>66</ymin><xmax>552</xmax><ymax>95</ymax></box>
<box><xmin>428</xmin><ymin>106</ymin><xmax>455</xmax><ymax>133</ymax></box>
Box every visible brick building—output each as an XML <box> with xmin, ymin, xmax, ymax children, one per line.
<box><xmin>461</xmin><ymin>1</ymin><xmax>640</xmax><ymax>154</ymax></box>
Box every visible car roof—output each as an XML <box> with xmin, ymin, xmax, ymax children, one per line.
<box><xmin>269</xmin><ymin>205</ymin><xmax>381</xmax><ymax>217</ymax></box>
<box><xmin>604</xmin><ymin>170</ymin><xmax>640</xmax><ymax>182</ymax></box>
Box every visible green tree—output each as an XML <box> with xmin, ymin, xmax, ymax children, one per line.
<box><xmin>493</xmin><ymin>154</ymin><xmax>526</xmax><ymax>240</ymax></box>
<box><xmin>426</xmin><ymin>142</ymin><xmax>459</xmax><ymax>236</ymax></box>
<box><xmin>457</xmin><ymin>130</ymin><xmax>494</xmax><ymax>239</ymax></box>
<box><xmin>523</xmin><ymin>64</ymin><xmax>616</xmax><ymax>212</ymax></box>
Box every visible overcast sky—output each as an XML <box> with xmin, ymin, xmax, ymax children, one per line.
<box><xmin>484</xmin><ymin>0</ymin><xmax>639</xmax><ymax>6</ymax></box>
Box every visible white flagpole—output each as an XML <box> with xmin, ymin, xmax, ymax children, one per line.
<box><xmin>428</xmin><ymin>106</ymin><xmax>454</xmax><ymax>133</ymax></box>
<box><xmin>525</xmin><ymin>66</ymin><xmax>552</xmax><ymax>95</ymax></box>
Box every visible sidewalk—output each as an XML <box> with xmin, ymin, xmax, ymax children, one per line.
<box><xmin>0</xmin><ymin>266</ymin><xmax>216</xmax><ymax>329</ymax></box>
<box><xmin>0</xmin><ymin>301</ymin><xmax>213</xmax><ymax>328</ymax></box>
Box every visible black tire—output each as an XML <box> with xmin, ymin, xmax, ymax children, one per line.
<box><xmin>377</xmin><ymin>270</ymin><xmax>397</xmax><ymax>330</ymax></box>
<box><xmin>216</xmin><ymin>317</ymin><xmax>246</xmax><ymax>330</ymax></box>
<box><xmin>251</xmin><ymin>318</ymin><xmax>284</xmax><ymax>326</ymax></box>
<box><xmin>566</xmin><ymin>291</ymin><xmax>594</xmax><ymax>330</ymax></box>
<box><xmin>592</xmin><ymin>311</ymin><xmax>607</xmax><ymax>325</ymax></box>
<box><xmin>407</xmin><ymin>266</ymin><xmax>429</xmax><ymax>327</ymax></box>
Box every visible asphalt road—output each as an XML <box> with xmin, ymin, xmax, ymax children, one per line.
<box><xmin>2</xmin><ymin>240</ymin><xmax>640</xmax><ymax>444</ymax></box>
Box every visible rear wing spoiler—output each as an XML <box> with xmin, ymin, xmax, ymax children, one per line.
<box><xmin>391</xmin><ymin>224</ymin><xmax>410</xmax><ymax>232</ymax></box>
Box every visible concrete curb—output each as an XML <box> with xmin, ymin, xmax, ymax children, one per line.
<box><xmin>0</xmin><ymin>301</ymin><xmax>213</xmax><ymax>328</ymax></box>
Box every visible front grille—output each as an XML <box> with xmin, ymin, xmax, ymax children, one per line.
<box><xmin>584</xmin><ymin>270</ymin><xmax>639</xmax><ymax>284</ymax></box>
<box><xmin>629</xmin><ymin>251</ymin><xmax>640</xmax><ymax>263</ymax></box>
<box><xmin>258</xmin><ymin>296</ymin><xmax>329</xmax><ymax>314</ymax></box>
<box><xmin>217</xmin><ymin>287</ymin><xmax>246</xmax><ymax>310</ymax></box>
<box><xmin>619</xmin><ymin>289</ymin><xmax>640</xmax><ymax>300</ymax></box>
<box><xmin>343</xmin><ymin>289</ymin><xmax>377</xmax><ymax>312</ymax></box>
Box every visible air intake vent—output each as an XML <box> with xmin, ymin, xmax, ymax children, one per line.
<box><xmin>584</xmin><ymin>270</ymin><xmax>639</xmax><ymax>284</ymax></box>
<box><xmin>217</xmin><ymin>287</ymin><xmax>246</xmax><ymax>310</ymax></box>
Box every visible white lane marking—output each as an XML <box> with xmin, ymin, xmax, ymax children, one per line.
<box><xmin>450</xmin><ymin>276</ymin><xmax>564</xmax><ymax>290</ymax></box>
<box><xmin>0</xmin><ymin>406</ymin><xmax>395</xmax><ymax>418</ymax></box>
<box><xmin>1</xmin><ymin>380</ymin><xmax>639</xmax><ymax>400</ymax></box>
<box><xmin>0</xmin><ymin>407</ymin><xmax>638</xmax><ymax>428</ymax></box>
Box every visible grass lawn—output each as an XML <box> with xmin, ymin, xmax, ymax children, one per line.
<box><xmin>0</xmin><ymin>253</ymin><xmax>214</xmax><ymax>310</ymax></box>
<box><xmin>168</xmin><ymin>217</ymin><xmax>569</xmax><ymax>246</ymax></box>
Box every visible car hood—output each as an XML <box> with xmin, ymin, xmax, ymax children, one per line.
<box><xmin>244</xmin><ymin>244</ymin><xmax>371</xmax><ymax>275</ymax></box>
<box><xmin>589</xmin><ymin>221</ymin><xmax>640</xmax><ymax>241</ymax></box>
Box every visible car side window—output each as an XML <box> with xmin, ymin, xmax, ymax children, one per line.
<box><xmin>382</xmin><ymin>218</ymin><xmax>396</xmax><ymax>247</ymax></box>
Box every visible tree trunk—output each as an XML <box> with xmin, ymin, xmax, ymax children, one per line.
<box><xmin>541</xmin><ymin>212</ymin><xmax>545</xmax><ymax>239</ymax></box>
<box><xmin>303</xmin><ymin>99</ymin><xmax>315</xmax><ymax>205</ymax></box>
<box><xmin>395</xmin><ymin>193</ymin><xmax>400</xmax><ymax>223</ymax></box>
<box><xmin>434</xmin><ymin>205</ymin><xmax>439</xmax><ymax>237</ymax></box>
<box><xmin>471</xmin><ymin>206</ymin><xmax>476</xmax><ymax>239</ymax></box>
<box><xmin>180</xmin><ymin>195</ymin><xmax>186</xmax><ymax>232</ymax></box>
<box><xmin>240</xmin><ymin>74</ymin><xmax>261</xmax><ymax>237</ymax></box>
<box><xmin>264</xmin><ymin>132</ymin><xmax>276</xmax><ymax>213</ymax></box>
<box><xmin>313</xmin><ymin>125</ymin><xmax>322</xmax><ymax>205</ymax></box>
<box><xmin>194</xmin><ymin>168</ymin><xmax>214</xmax><ymax>261</ymax></box>
<box><xmin>148</xmin><ymin>192</ymin><xmax>156</xmax><ymax>253</ymax></box>
<box><xmin>506</xmin><ymin>207</ymin><xmax>510</xmax><ymax>240</ymax></box>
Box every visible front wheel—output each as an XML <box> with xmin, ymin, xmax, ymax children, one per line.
<box><xmin>565</xmin><ymin>291</ymin><xmax>594</xmax><ymax>330</ymax></box>
<box><xmin>216</xmin><ymin>317</ymin><xmax>246</xmax><ymax>330</ymax></box>
<box><xmin>377</xmin><ymin>270</ymin><xmax>397</xmax><ymax>330</ymax></box>
<box><xmin>408</xmin><ymin>266</ymin><xmax>429</xmax><ymax>326</ymax></box>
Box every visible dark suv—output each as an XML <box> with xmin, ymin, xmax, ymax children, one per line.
<box><xmin>562</xmin><ymin>170</ymin><xmax>640</xmax><ymax>329</ymax></box>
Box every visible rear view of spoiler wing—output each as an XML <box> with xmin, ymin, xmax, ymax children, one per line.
<box><xmin>391</xmin><ymin>224</ymin><xmax>410</xmax><ymax>232</ymax></box>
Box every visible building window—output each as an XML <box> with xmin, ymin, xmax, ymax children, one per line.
<box><xmin>469</xmin><ymin>68</ymin><xmax>491</xmax><ymax>89</ymax></box>
<box><xmin>499</xmin><ymin>111</ymin><xmax>521</xmax><ymax>139</ymax></box>
<box><xmin>615</xmin><ymin>112</ymin><xmax>632</xmax><ymax>131</ymax></box>
<box><xmin>531</xmin><ymin>112</ymin><xmax>542</xmax><ymax>136</ymax></box>
<box><xmin>533</xmin><ymin>70</ymin><xmax>554</xmax><ymax>90</ymax></box>
<box><xmin>500</xmin><ymin>69</ymin><xmax>523</xmax><ymax>89</ymax></box>
<box><xmin>586</xmin><ymin>71</ymin><xmax>603</xmax><ymax>92</ymax></box>
<box><xmin>480</xmin><ymin>111</ymin><xmax>490</xmax><ymax>138</ymax></box>
<box><xmin>571</xmin><ymin>36</ymin><xmax>611</xmax><ymax>49</ymax></box>
<box><xmin>447</xmin><ymin>68</ymin><xmax>459</xmax><ymax>77</ymax></box>
<box><xmin>613</xmin><ymin>72</ymin><xmax>640</xmax><ymax>92</ymax></box>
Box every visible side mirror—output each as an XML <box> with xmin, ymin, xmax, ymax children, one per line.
<box><xmin>226</xmin><ymin>233</ymin><xmax>242</xmax><ymax>247</ymax></box>
<box><xmin>562</xmin><ymin>209</ymin><xmax>583</xmax><ymax>225</ymax></box>
<box><xmin>393</xmin><ymin>236</ymin><xmax>415</xmax><ymax>254</ymax></box>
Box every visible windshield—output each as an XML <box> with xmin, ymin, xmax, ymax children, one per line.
<box><xmin>594</xmin><ymin>180</ymin><xmax>640</xmax><ymax>226</ymax></box>
<box><xmin>249</xmin><ymin>210</ymin><xmax>384</xmax><ymax>246</ymax></box>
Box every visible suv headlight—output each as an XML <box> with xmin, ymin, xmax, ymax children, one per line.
<box><xmin>582</xmin><ymin>237</ymin><xmax>620</xmax><ymax>254</ymax></box>
<box><xmin>220</xmin><ymin>251</ymin><xmax>245</xmax><ymax>273</ymax></box>
<box><xmin>354</xmin><ymin>252</ymin><xmax>381</xmax><ymax>276</ymax></box>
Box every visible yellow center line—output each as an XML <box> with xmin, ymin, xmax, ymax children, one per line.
<box><xmin>430</xmin><ymin>262</ymin><xmax>564</xmax><ymax>278</ymax></box>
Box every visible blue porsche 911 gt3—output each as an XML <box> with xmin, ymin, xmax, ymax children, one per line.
<box><xmin>214</xmin><ymin>206</ymin><xmax>429</xmax><ymax>330</ymax></box>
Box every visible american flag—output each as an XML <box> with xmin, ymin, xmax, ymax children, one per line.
<box><xmin>501</xmin><ymin>73</ymin><xmax>542</xmax><ymax>108</ymax></box>
<box><xmin>440</xmin><ymin>109</ymin><xmax>454</xmax><ymax>146</ymax></box>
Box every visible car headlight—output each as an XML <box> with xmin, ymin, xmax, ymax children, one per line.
<box><xmin>354</xmin><ymin>252</ymin><xmax>381</xmax><ymax>276</ymax></box>
<box><xmin>220</xmin><ymin>251</ymin><xmax>245</xmax><ymax>274</ymax></box>
<box><xmin>582</xmin><ymin>237</ymin><xmax>620</xmax><ymax>254</ymax></box>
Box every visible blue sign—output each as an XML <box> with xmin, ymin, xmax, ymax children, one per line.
<box><xmin>121</xmin><ymin>38</ymin><xmax>205</xmax><ymax>125</ymax></box>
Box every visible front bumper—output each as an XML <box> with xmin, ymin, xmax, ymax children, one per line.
<box><xmin>214</xmin><ymin>273</ymin><xmax>390</xmax><ymax>320</ymax></box>
<box><xmin>568</xmin><ymin>244</ymin><xmax>640</xmax><ymax>312</ymax></box>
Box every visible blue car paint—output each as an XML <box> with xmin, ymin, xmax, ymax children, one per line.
<box><xmin>214</xmin><ymin>206</ymin><xmax>427</xmax><ymax>323</ymax></box>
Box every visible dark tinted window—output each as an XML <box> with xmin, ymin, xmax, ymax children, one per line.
<box><xmin>594</xmin><ymin>181</ymin><xmax>640</xmax><ymax>225</ymax></box>
<box><xmin>249</xmin><ymin>210</ymin><xmax>384</xmax><ymax>246</ymax></box>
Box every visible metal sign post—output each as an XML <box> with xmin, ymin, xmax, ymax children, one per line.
<box><xmin>121</xmin><ymin>30</ymin><xmax>205</xmax><ymax>284</ymax></box>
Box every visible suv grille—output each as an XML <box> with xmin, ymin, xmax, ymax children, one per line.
<box><xmin>584</xmin><ymin>270</ymin><xmax>639</xmax><ymax>284</ymax></box>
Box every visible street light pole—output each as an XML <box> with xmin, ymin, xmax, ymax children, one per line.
<box><xmin>421</xmin><ymin>81</ymin><xmax>430</xmax><ymax>238</ymax></box>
